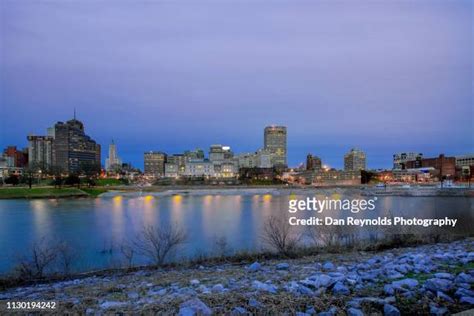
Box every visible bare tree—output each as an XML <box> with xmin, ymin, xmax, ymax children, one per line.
<box><xmin>261</xmin><ymin>215</ymin><xmax>301</xmax><ymax>255</ymax></box>
<box><xmin>15</xmin><ymin>238</ymin><xmax>58</xmax><ymax>279</ymax></box>
<box><xmin>50</xmin><ymin>165</ymin><xmax>65</xmax><ymax>189</ymax></box>
<box><xmin>120</xmin><ymin>240</ymin><xmax>135</xmax><ymax>269</ymax></box>
<box><xmin>22</xmin><ymin>162</ymin><xmax>41</xmax><ymax>189</ymax></box>
<box><xmin>134</xmin><ymin>224</ymin><xmax>187</xmax><ymax>266</ymax></box>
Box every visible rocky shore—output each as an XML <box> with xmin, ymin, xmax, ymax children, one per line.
<box><xmin>1</xmin><ymin>239</ymin><xmax>473</xmax><ymax>315</ymax></box>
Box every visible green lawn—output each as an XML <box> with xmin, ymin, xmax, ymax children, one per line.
<box><xmin>0</xmin><ymin>187</ymin><xmax>111</xmax><ymax>199</ymax></box>
<box><xmin>80</xmin><ymin>187</ymin><xmax>109</xmax><ymax>197</ymax></box>
<box><xmin>96</xmin><ymin>178</ymin><xmax>127</xmax><ymax>186</ymax></box>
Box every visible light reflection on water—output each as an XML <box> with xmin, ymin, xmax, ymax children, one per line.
<box><xmin>0</xmin><ymin>192</ymin><xmax>472</xmax><ymax>273</ymax></box>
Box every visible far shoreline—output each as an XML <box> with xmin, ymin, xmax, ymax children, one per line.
<box><xmin>0</xmin><ymin>184</ymin><xmax>472</xmax><ymax>200</ymax></box>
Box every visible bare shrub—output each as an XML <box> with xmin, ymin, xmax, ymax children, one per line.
<box><xmin>378</xmin><ymin>210</ymin><xmax>419</xmax><ymax>247</ymax></box>
<box><xmin>15</xmin><ymin>238</ymin><xmax>58</xmax><ymax>279</ymax></box>
<box><xmin>308</xmin><ymin>223</ymin><xmax>346</xmax><ymax>251</ymax></box>
<box><xmin>261</xmin><ymin>215</ymin><xmax>301</xmax><ymax>255</ymax></box>
<box><xmin>56</xmin><ymin>241</ymin><xmax>79</xmax><ymax>275</ymax></box>
<box><xmin>120</xmin><ymin>240</ymin><xmax>135</xmax><ymax>269</ymax></box>
<box><xmin>213</xmin><ymin>235</ymin><xmax>229</xmax><ymax>258</ymax></box>
<box><xmin>134</xmin><ymin>224</ymin><xmax>187</xmax><ymax>266</ymax></box>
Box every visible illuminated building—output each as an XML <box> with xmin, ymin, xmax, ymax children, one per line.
<box><xmin>306</xmin><ymin>154</ymin><xmax>322</xmax><ymax>171</ymax></box>
<box><xmin>27</xmin><ymin>136</ymin><xmax>53</xmax><ymax>169</ymax></box>
<box><xmin>264</xmin><ymin>125</ymin><xmax>287</xmax><ymax>167</ymax></box>
<box><xmin>393</xmin><ymin>152</ymin><xmax>423</xmax><ymax>170</ymax></box>
<box><xmin>144</xmin><ymin>151</ymin><xmax>167</xmax><ymax>177</ymax></box>
<box><xmin>344</xmin><ymin>148</ymin><xmax>366</xmax><ymax>171</ymax></box>
<box><xmin>105</xmin><ymin>140</ymin><xmax>122</xmax><ymax>172</ymax></box>
<box><xmin>53</xmin><ymin>115</ymin><xmax>101</xmax><ymax>173</ymax></box>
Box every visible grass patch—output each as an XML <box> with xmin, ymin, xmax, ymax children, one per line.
<box><xmin>400</xmin><ymin>261</ymin><xmax>474</xmax><ymax>283</ymax></box>
<box><xmin>403</xmin><ymin>272</ymin><xmax>432</xmax><ymax>282</ymax></box>
<box><xmin>80</xmin><ymin>188</ymin><xmax>109</xmax><ymax>197</ymax></box>
<box><xmin>442</xmin><ymin>261</ymin><xmax>474</xmax><ymax>275</ymax></box>
<box><xmin>96</xmin><ymin>178</ymin><xmax>127</xmax><ymax>186</ymax></box>
<box><xmin>0</xmin><ymin>187</ymin><xmax>87</xmax><ymax>199</ymax></box>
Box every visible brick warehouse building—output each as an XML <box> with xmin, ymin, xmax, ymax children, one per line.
<box><xmin>406</xmin><ymin>154</ymin><xmax>456</xmax><ymax>179</ymax></box>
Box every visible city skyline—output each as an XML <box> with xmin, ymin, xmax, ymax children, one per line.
<box><xmin>1</xmin><ymin>114</ymin><xmax>473</xmax><ymax>170</ymax></box>
<box><xmin>1</xmin><ymin>1</ymin><xmax>472</xmax><ymax>168</ymax></box>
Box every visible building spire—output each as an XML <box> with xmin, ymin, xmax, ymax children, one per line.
<box><xmin>73</xmin><ymin>107</ymin><xmax>76</xmax><ymax>120</ymax></box>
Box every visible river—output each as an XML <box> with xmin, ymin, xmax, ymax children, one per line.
<box><xmin>0</xmin><ymin>189</ymin><xmax>472</xmax><ymax>274</ymax></box>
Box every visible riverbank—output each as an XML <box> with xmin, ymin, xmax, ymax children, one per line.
<box><xmin>1</xmin><ymin>184</ymin><xmax>472</xmax><ymax>199</ymax></box>
<box><xmin>0</xmin><ymin>187</ymin><xmax>108</xmax><ymax>199</ymax></box>
<box><xmin>362</xmin><ymin>186</ymin><xmax>474</xmax><ymax>197</ymax></box>
<box><xmin>1</xmin><ymin>239</ymin><xmax>473</xmax><ymax>314</ymax></box>
<box><xmin>105</xmin><ymin>185</ymin><xmax>473</xmax><ymax>198</ymax></box>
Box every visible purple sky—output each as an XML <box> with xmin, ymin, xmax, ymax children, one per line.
<box><xmin>0</xmin><ymin>1</ymin><xmax>472</xmax><ymax>169</ymax></box>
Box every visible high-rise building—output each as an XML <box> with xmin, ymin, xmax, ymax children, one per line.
<box><xmin>344</xmin><ymin>148</ymin><xmax>366</xmax><ymax>171</ymax></box>
<box><xmin>264</xmin><ymin>125</ymin><xmax>287</xmax><ymax>167</ymax></box>
<box><xmin>105</xmin><ymin>140</ymin><xmax>122</xmax><ymax>172</ymax></box>
<box><xmin>53</xmin><ymin>117</ymin><xmax>101</xmax><ymax>173</ymax></box>
<box><xmin>144</xmin><ymin>151</ymin><xmax>167</xmax><ymax>177</ymax></box>
<box><xmin>393</xmin><ymin>152</ymin><xmax>423</xmax><ymax>170</ymax></box>
<box><xmin>27</xmin><ymin>136</ymin><xmax>53</xmax><ymax>169</ymax></box>
<box><xmin>306</xmin><ymin>154</ymin><xmax>322</xmax><ymax>171</ymax></box>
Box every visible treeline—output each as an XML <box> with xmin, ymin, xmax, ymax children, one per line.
<box><xmin>2</xmin><ymin>162</ymin><xmax>127</xmax><ymax>189</ymax></box>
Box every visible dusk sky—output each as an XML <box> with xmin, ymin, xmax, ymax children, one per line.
<box><xmin>0</xmin><ymin>1</ymin><xmax>472</xmax><ymax>169</ymax></box>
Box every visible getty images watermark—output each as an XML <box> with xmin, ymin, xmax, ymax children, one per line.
<box><xmin>288</xmin><ymin>196</ymin><xmax>458</xmax><ymax>228</ymax></box>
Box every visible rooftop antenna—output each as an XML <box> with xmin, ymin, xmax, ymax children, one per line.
<box><xmin>74</xmin><ymin>108</ymin><xmax>76</xmax><ymax>120</ymax></box>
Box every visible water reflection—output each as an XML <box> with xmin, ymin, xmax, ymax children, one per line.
<box><xmin>142</xmin><ymin>195</ymin><xmax>157</xmax><ymax>224</ymax></box>
<box><xmin>31</xmin><ymin>199</ymin><xmax>49</xmax><ymax>237</ymax></box>
<box><xmin>170</xmin><ymin>194</ymin><xmax>184</xmax><ymax>223</ymax></box>
<box><xmin>111</xmin><ymin>195</ymin><xmax>124</xmax><ymax>234</ymax></box>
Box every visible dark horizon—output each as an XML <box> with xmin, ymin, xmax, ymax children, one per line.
<box><xmin>1</xmin><ymin>1</ymin><xmax>472</xmax><ymax>169</ymax></box>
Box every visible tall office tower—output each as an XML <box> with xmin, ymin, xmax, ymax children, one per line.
<box><xmin>306</xmin><ymin>154</ymin><xmax>322</xmax><ymax>171</ymax></box>
<box><xmin>344</xmin><ymin>148</ymin><xmax>366</xmax><ymax>171</ymax></box>
<box><xmin>144</xmin><ymin>151</ymin><xmax>167</xmax><ymax>177</ymax></box>
<box><xmin>105</xmin><ymin>140</ymin><xmax>122</xmax><ymax>172</ymax></box>
<box><xmin>53</xmin><ymin>116</ymin><xmax>101</xmax><ymax>173</ymax></box>
<box><xmin>27</xmin><ymin>136</ymin><xmax>54</xmax><ymax>169</ymax></box>
<box><xmin>264</xmin><ymin>125</ymin><xmax>287</xmax><ymax>167</ymax></box>
<box><xmin>393</xmin><ymin>152</ymin><xmax>423</xmax><ymax>170</ymax></box>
